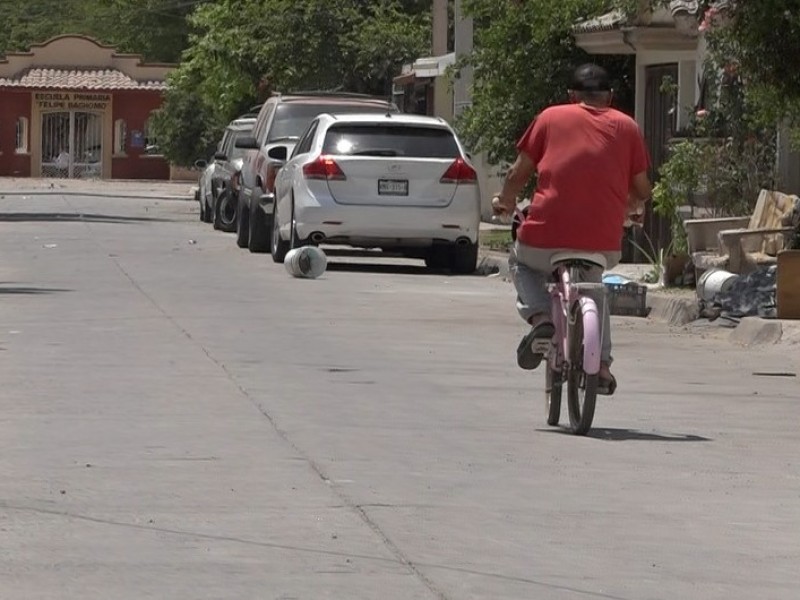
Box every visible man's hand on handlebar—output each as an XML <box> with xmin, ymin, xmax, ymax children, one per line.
<box><xmin>491</xmin><ymin>194</ymin><xmax>515</xmax><ymax>216</ymax></box>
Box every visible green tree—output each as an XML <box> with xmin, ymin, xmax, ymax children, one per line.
<box><xmin>455</xmin><ymin>0</ymin><xmax>634</xmax><ymax>166</ymax></box>
<box><xmin>695</xmin><ymin>0</ymin><xmax>800</xmax><ymax>132</ymax></box>
<box><xmin>153</xmin><ymin>0</ymin><xmax>431</xmax><ymax>166</ymax></box>
<box><xmin>0</xmin><ymin>0</ymin><xmax>201</xmax><ymax>62</ymax></box>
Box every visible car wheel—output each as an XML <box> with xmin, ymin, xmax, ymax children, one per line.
<box><xmin>248</xmin><ymin>193</ymin><xmax>271</xmax><ymax>253</ymax></box>
<box><xmin>196</xmin><ymin>189</ymin><xmax>206</xmax><ymax>222</ymax></box>
<box><xmin>270</xmin><ymin>201</ymin><xmax>291</xmax><ymax>263</ymax></box>
<box><xmin>289</xmin><ymin>199</ymin><xmax>305</xmax><ymax>249</ymax></box>
<box><xmin>202</xmin><ymin>196</ymin><xmax>213</xmax><ymax>224</ymax></box>
<box><xmin>214</xmin><ymin>188</ymin><xmax>237</xmax><ymax>233</ymax></box>
<box><xmin>449</xmin><ymin>242</ymin><xmax>479</xmax><ymax>275</ymax></box>
<box><xmin>236</xmin><ymin>192</ymin><xmax>250</xmax><ymax>248</ymax></box>
<box><xmin>425</xmin><ymin>246</ymin><xmax>449</xmax><ymax>270</ymax></box>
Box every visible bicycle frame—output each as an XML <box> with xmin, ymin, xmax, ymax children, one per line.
<box><xmin>503</xmin><ymin>205</ymin><xmax>604</xmax><ymax>377</ymax></box>
<box><xmin>547</xmin><ymin>264</ymin><xmax>603</xmax><ymax>377</ymax></box>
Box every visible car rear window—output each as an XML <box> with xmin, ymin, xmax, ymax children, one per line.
<box><xmin>228</xmin><ymin>129</ymin><xmax>252</xmax><ymax>160</ymax></box>
<box><xmin>322</xmin><ymin>125</ymin><xmax>460</xmax><ymax>158</ymax></box>
<box><xmin>268</xmin><ymin>102</ymin><xmax>393</xmax><ymax>142</ymax></box>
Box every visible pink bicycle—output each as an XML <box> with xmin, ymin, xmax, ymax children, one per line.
<box><xmin>509</xmin><ymin>207</ymin><xmax>606</xmax><ymax>435</ymax></box>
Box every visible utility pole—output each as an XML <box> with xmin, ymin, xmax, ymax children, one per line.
<box><xmin>453</xmin><ymin>0</ymin><xmax>473</xmax><ymax>118</ymax></box>
<box><xmin>432</xmin><ymin>0</ymin><xmax>448</xmax><ymax>56</ymax></box>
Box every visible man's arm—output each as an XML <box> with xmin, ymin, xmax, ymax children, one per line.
<box><xmin>630</xmin><ymin>171</ymin><xmax>651</xmax><ymax>203</ymax></box>
<box><xmin>626</xmin><ymin>171</ymin><xmax>652</xmax><ymax>225</ymax></box>
<box><xmin>493</xmin><ymin>152</ymin><xmax>535</xmax><ymax>215</ymax></box>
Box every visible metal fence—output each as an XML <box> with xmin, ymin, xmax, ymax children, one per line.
<box><xmin>40</xmin><ymin>111</ymin><xmax>103</xmax><ymax>179</ymax></box>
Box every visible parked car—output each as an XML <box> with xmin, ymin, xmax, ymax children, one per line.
<box><xmin>270</xmin><ymin>113</ymin><xmax>481</xmax><ymax>273</ymax></box>
<box><xmin>195</xmin><ymin>115</ymin><xmax>257</xmax><ymax>231</ymax></box>
<box><xmin>234</xmin><ymin>92</ymin><xmax>398</xmax><ymax>253</ymax></box>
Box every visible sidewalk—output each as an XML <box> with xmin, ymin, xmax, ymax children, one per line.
<box><xmin>0</xmin><ymin>177</ymin><xmax>197</xmax><ymax>201</ymax></box>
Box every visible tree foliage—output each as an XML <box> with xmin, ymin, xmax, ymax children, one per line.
<box><xmin>0</xmin><ymin>0</ymin><xmax>200</xmax><ymax>62</ymax></box>
<box><xmin>455</xmin><ymin>0</ymin><xmax>635</xmax><ymax>166</ymax></box>
<box><xmin>151</xmin><ymin>0</ymin><xmax>431</xmax><ymax>165</ymax></box>
<box><xmin>696</xmin><ymin>0</ymin><xmax>800</xmax><ymax>132</ymax></box>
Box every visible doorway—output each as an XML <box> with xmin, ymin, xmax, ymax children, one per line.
<box><xmin>40</xmin><ymin>111</ymin><xmax>103</xmax><ymax>179</ymax></box>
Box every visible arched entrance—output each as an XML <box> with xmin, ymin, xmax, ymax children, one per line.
<box><xmin>40</xmin><ymin>110</ymin><xmax>104</xmax><ymax>179</ymax></box>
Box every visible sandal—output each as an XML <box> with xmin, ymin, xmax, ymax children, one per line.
<box><xmin>597</xmin><ymin>373</ymin><xmax>617</xmax><ymax>396</ymax></box>
<box><xmin>517</xmin><ymin>322</ymin><xmax>555</xmax><ymax>370</ymax></box>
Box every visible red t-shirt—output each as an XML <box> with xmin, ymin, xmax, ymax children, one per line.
<box><xmin>515</xmin><ymin>103</ymin><xmax>650</xmax><ymax>251</ymax></box>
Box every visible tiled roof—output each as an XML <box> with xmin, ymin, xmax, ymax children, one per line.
<box><xmin>0</xmin><ymin>68</ymin><xmax>167</xmax><ymax>90</ymax></box>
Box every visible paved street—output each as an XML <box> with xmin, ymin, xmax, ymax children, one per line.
<box><xmin>1</xmin><ymin>188</ymin><xmax>799</xmax><ymax>600</ymax></box>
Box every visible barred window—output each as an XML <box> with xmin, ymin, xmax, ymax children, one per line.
<box><xmin>15</xmin><ymin>117</ymin><xmax>29</xmax><ymax>153</ymax></box>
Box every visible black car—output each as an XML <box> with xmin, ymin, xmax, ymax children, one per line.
<box><xmin>196</xmin><ymin>115</ymin><xmax>257</xmax><ymax>232</ymax></box>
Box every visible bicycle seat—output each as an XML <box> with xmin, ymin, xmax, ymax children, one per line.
<box><xmin>550</xmin><ymin>252</ymin><xmax>608</xmax><ymax>270</ymax></box>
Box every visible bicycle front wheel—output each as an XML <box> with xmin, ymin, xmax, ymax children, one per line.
<box><xmin>567</xmin><ymin>302</ymin><xmax>598</xmax><ymax>435</ymax></box>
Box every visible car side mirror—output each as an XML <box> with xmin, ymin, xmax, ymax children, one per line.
<box><xmin>194</xmin><ymin>159</ymin><xmax>208</xmax><ymax>169</ymax></box>
<box><xmin>268</xmin><ymin>145</ymin><xmax>288</xmax><ymax>162</ymax></box>
<box><xmin>234</xmin><ymin>136</ymin><xmax>259</xmax><ymax>149</ymax></box>
<box><xmin>214</xmin><ymin>152</ymin><xmax>227</xmax><ymax>161</ymax></box>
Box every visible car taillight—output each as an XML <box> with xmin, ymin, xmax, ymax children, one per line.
<box><xmin>440</xmin><ymin>157</ymin><xmax>478</xmax><ymax>184</ymax></box>
<box><xmin>303</xmin><ymin>155</ymin><xmax>346</xmax><ymax>181</ymax></box>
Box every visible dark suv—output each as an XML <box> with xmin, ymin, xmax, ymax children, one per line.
<box><xmin>233</xmin><ymin>92</ymin><xmax>398</xmax><ymax>252</ymax></box>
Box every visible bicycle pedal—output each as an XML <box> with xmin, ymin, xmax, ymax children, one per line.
<box><xmin>530</xmin><ymin>339</ymin><xmax>550</xmax><ymax>354</ymax></box>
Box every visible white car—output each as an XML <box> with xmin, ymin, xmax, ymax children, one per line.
<box><xmin>270</xmin><ymin>113</ymin><xmax>481</xmax><ymax>273</ymax></box>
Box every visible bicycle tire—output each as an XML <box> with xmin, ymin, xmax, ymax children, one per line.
<box><xmin>567</xmin><ymin>302</ymin><xmax>598</xmax><ymax>435</ymax></box>
<box><xmin>545</xmin><ymin>367</ymin><xmax>562</xmax><ymax>426</ymax></box>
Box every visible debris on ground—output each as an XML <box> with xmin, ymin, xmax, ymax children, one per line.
<box><xmin>700</xmin><ymin>265</ymin><xmax>778</xmax><ymax>322</ymax></box>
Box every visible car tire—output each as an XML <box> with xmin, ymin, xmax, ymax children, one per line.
<box><xmin>214</xmin><ymin>188</ymin><xmax>237</xmax><ymax>233</ymax></box>
<box><xmin>270</xmin><ymin>201</ymin><xmax>291</xmax><ymax>263</ymax></box>
<box><xmin>236</xmin><ymin>192</ymin><xmax>250</xmax><ymax>248</ymax></box>
<box><xmin>197</xmin><ymin>189</ymin><xmax>206</xmax><ymax>222</ymax></box>
<box><xmin>248</xmin><ymin>194</ymin><xmax>271</xmax><ymax>253</ymax></box>
<box><xmin>425</xmin><ymin>246</ymin><xmax>450</xmax><ymax>270</ymax></box>
<box><xmin>202</xmin><ymin>196</ymin><xmax>213</xmax><ymax>223</ymax></box>
<box><xmin>449</xmin><ymin>242</ymin><xmax>479</xmax><ymax>275</ymax></box>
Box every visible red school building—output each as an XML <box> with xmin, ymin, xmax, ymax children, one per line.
<box><xmin>0</xmin><ymin>35</ymin><xmax>175</xmax><ymax>180</ymax></box>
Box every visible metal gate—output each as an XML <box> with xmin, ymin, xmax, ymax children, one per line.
<box><xmin>41</xmin><ymin>111</ymin><xmax>103</xmax><ymax>179</ymax></box>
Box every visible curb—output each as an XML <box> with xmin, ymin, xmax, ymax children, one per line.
<box><xmin>476</xmin><ymin>249</ymin><xmax>509</xmax><ymax>277</ymax></box>
<box><xmin>646</xmin><ymin>293</ymin><xmax>699</xmax><ymax>326</ymax></box>
<box><xmin>0</xmin><ymin>190</ymin><xmax>194</xmax><ymax>201</ymax></box>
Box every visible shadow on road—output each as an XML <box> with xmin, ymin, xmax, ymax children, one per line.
<box><xmin>0</xmin><ymin>212</ymin><xmax>167</xmax><ymax>224</ymax></box>
<box><xmin>322</xmin><ymin>248</ymin><xmax>476</xmax><ymax>276</ymax></box>
<box><xmin>0</xmin><ymin>284</ymin><xmax>72</xmax><ymax>295</ymax></box>
<box><xmin>326</xmin><ymin>261</ymin><xmax>437</xmax><ymax>276</ymax></box>
<box><xmin>539</xmin><ymin>427</ymin><xmax>712</xmax><ymax>442</ymax></box>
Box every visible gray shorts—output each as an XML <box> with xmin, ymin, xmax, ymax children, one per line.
<box><xmin>508</xmin><ymin>242</ymin><xmax>620</xmax><ymax>363</ymax></box>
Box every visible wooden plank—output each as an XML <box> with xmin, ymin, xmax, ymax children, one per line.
<box><xmin>777</xmin><ymin>250</ymin><xmax>800</xmax><ymax>319</ymax></box>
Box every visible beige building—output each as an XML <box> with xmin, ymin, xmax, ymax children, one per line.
<box><xmin>0</xmin><ymin>35</ymin><xmax>174</xmax><ymax>180</ymax></box>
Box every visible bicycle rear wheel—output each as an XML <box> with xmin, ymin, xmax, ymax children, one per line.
<box><xmin>545</xmin><ymin>367</ymin><xmax>562</xmax><ymax>426</ymax></box>
<box><xmin>567</xmin><ymin>302</ymin><xmax>598</xmax><ymax>435</ymax></box>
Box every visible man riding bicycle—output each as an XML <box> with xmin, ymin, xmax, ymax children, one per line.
<box><xmin>492</xmin><ymin>63</ymin><xmax>651</xmax><ymax>395</ymax></box>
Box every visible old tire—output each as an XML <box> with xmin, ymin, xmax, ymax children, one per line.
<box><xmin>214</xmin><ymin>188</ymin><xmax>237</xmax><ymax>233</ymax></box>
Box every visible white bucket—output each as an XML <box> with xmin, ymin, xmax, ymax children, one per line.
<box><xmin>697</xmin><ymin>268</ymin><xmax>738</xmax><ymax>301</ymax></box>
<box><xmin>284</xmin><ymin>246</ymin><xmax>327</xmax><ymax>279</ymax></box>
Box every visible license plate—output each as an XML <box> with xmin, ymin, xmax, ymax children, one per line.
<box><xmin>378</xmin><ymin>179</ymin><xmax>408</xmax><ymax>196</ymax></box>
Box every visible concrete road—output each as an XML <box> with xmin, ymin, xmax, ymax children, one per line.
<box><xmin>1</xmin><ymin>191</ymin><xmax>798</xmax><ymax>600</ymax></box>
